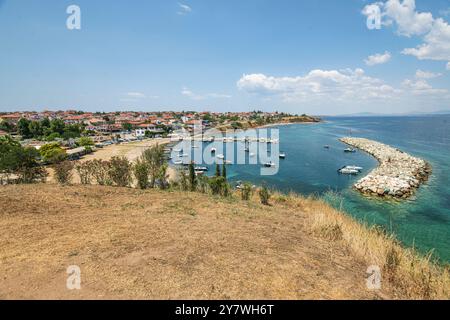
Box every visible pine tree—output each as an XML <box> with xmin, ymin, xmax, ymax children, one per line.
<box><xmin>215</xmin><ymin>163</ymin><xmax>221</xmax><ymax>177</ymax></box>
<box><xmin>189</xmin><ymin>162</ymin><xmax>197</xmax><ymax>191</ymax></box>
<box><xmin>222</xmin><ymin>162</ymin><xmax>227</xmax><ymax>180</ymax></box>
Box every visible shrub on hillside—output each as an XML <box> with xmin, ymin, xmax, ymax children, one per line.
<box><xmin>91</xmin><ymin>159</ymin><xmax>112</xmax><ymax>186</ymax></box>
<box><xmin>75</xmin><ymin>161</ymin><xmax>94</xmax><ymax>185</ymax></box>
<box><xmin>258</xmin><ymin>185</ymin><xmax>271</xmax><ymax>205</ymax></box>
<box><xmin>240</xmin><ymin>182</ymin><xmax>253</xmax><ymax>201</ymax></box>
<box><xmin>54</xmin><ymin>160</ymin><xmax>74</xmax><ymax>185</ymax></box>
<box><xmin>141</xmin><ymin>144</ymin><xmax>166</xmax><ymax>188</ymax></box>
<box><xmin>109</xmin><ymin>156</ymin><xmax>132</xmax><ymax>187</ymax></box>
<box><xmin>133</xmin><ymin>159</ymin><xmax>150</xmax><ymax>189</ymax></box>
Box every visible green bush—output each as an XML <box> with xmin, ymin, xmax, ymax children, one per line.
<box><xmin>91</xmin><ymin>159</ymin><xmax>112</xmax><ymax>186</ymax></box>
<box><xmin>141</xmin><ymin>144</ymin><xmax>166</xmax><ymax>188</ymax></box>
<box><xmin>39</xmin><ymin>143</ymin><xmax>67</xmax><ymax>164</ymax></box>
<box><xmin>133</xmin><ymin>159</ymin><xmax>150</xmax><ymax>189</ymax></box>
<box><xmin>75</xmin><ymin>161</ymin><xmax>94</xmax><ymax>185</ymax></box>
<box><xmin>240</xmin><ymin>182</ymin><xmax>253</xmax><ymax>201</ymax></box>
<box><xmin>54</xmin><ymin>160</ymin><xmax>74</xmax><ymax>185</ymax></box>
<box><xmin>109</xmin><ymin>156</ymin><xmax>132</xmax><ymax>187</ymax></box>
<box><xmin>258</xmin><ymin>185</ymin><xmax>271</xmax><ymax>205</ymax></box>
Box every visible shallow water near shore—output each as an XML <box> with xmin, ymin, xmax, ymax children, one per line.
<box><xmin>175</xmin><ymin>115</ymin><xmax>450</xmax><ymax>262</ymax></box>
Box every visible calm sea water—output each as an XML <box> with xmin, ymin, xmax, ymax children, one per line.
<box><xmin>174</xmin><ymin>116</ymin><xmax>450</xmax><ymax>262</ymax></box>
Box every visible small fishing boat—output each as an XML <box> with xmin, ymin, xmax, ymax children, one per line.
<box><xmin>211</xmin><ymin>147</ymin><xmax>217</xmax><ymax>153</ymax></box>
<box><xmin>173</xmin><ymin>148</ymin><xmax>182</xmax><ymax>152</ymax></box>
<box><xmin>249</xmin><ymin>153</ymin><xmax>256</xmax><ymax>157</ymax></box>
<box><xmin>344</xmin><ymin>148</ymin><xmax>356</xmax><ymax>153</ymax></box>
<box><xmin>324</xmin><ymin>145</ymin><xmax>330</xmax><ymax>149</ymax></box>
<box><xmin>173</xmin><ymin>160</ymin><xmax>183</xmax><ymax>165</ymax></box>
<box><xmin>194</xmin><ymin>166</ymin><xmax>209</xmax><ymax>172</ymax></box>
<box><xmin>224</xmin><ymin>160</ymin><xmax>232</xmax><ymax>165</ymax></box>
<box><xmin>279</xmin><ymin>152</ymin><xmax>286</xmax><ymax>159</ymax></box>
<box><xmin>181</xmin><ymin>153</ymin><xmax>189</xmax><ymax>157</ymax></box>
<box><xmin>263</xmin><ymin>161</ymin><xmax>276</xmax><ymax>168</ymax></box>
<box><xmin>345</xmin><ymin>165</ymin><xmax>363</xmax><ymax>171</ymax></box>
<box><xmin>216</xmin><ymin>154</ymin><xmax>225</xmax><ymax>159</ymax></box>
<box><xmin>338</xmin><ymin>168</ymin><xmax>359</xmax><ymax>175</ymax></box>
<box><xmin>195</xmin><ymin>170</ymin><xmax>205</xmax><ymax>176</ymax></box>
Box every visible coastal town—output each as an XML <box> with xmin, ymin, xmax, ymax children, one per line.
<box><xmin>0</xmin><ymin>109</ymin><xmax>318</xmax><ymax>146</ymax></box>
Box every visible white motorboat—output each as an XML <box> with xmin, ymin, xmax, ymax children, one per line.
<box><xmin>211</xmin><ymin>147</ymin><xmax>217</xmax><ymax>153</ymax></box>
<box><xmin>216</xmin><ymin>154</ymin><xmax>225</xmax><ymax>159</ymax></box>
<box><xmin>279</xmin><ymin>152</ymin><xmax>286</xmax><ymax>159</ymax></box>
<box><xmin>345</xmin><ymin>165</ymin><xmax>363</xmax><ymax>171</ymax></box>
<box><xmin>173</xmin><ymin>160</ymin><xmax>183</xmax><ymax>165</ymax></box>
<box><xmin>338</xmin><ymin>167</ymin><xmax>359</xmax><ymax>175</ymax></box>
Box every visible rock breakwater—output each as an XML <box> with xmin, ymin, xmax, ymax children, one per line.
<box><xmin>340</xmin><ymin>137</ymin><xmax>431</xmax><ymax>199</ymax></box>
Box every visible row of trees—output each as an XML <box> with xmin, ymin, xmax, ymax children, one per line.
<box><xmin>16</xmin><ymin>118</ymin><xmax>85</xmax><ymax>141</ymax></box>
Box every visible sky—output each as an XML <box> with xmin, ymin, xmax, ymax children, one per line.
<box><xmin>0</xmin><ymin>0</ymin><xmax>449</xmax><ymax>115</ymax></box>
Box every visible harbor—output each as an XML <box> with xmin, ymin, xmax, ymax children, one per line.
<box><xmin>340</xmin><ymin>137</ymin><xmax>432</xmax><ymax>199</ymax></box>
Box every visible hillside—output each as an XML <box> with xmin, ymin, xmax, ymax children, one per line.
<box><xmin>0</xmin><ymin>184</ymin><xmax>448</xmax><ymax>300</ymax></box>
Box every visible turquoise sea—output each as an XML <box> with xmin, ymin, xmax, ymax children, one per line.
<box><xmin>174</xmin><ymin>116</ymin><xmax>450</xmax><ymax>262</ymax></box>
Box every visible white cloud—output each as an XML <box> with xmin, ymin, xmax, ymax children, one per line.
<box><xmin>383</xmin><ymin>0</ymin><xmax>433</xmax><ymax>37</ymax></box>
<box><xmin>363</xmin><ymin>1</ymin><xmax>450</xmax><ymax>64</ymax></box>
<box><xmin>402</xmin><ymin>79</ymin><xmax>448</xmax><ymax>95</ymax></box>
<box><xmin>181</xmin><ymin>87</ymin><xmax>231</xmax><ymax>100</ymax></box>
<box><xmin>126</xmin><ymin>92</ymin><xmax>146</xmax><ymax>98</ymax></box>
<box><xmin>237</xmin><ymin>69</ymin><xmax>398</xmax><ymax>102</ymax></box>
<box><xmin>237</xmin><ymin>68</ymin><xmax>449</xmax><ymax>105</ymax></box>
<box><xmin>365</xmin><ymin>51</ymin><xmax>392</xmax><ymax>66</ymax></box>
<box><xmin>177</xmin><ymin>3</ymin><xmax>192</xmax><ymax>15</ymax></box>
<box><xmin>415</xmin><ymin>69</ymin><xmax>442</xmax><ymax>79</ymax></box>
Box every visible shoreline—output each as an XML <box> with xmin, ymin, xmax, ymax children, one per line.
<box><xmin>340</xmin><ymin>137</ymin><xmax>432</xmax><ymax>199</ymax></box>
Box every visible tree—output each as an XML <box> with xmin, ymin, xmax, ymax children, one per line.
<box><xmin>188</xmin><ymin>162</ymin><xmax>197</xmax><ymax>191</ymax></box>
<box><xmin>141</xmin><ymin>144</ymin><xmax>166</xmax><ymax>188</ymax></box>
<box><xmin>49</xmin><ymin>119</ymin><xmax>65</xmax><ymax>135</ymax></box>
<box><xmin>77</xmin><ymin>137</ymin><xmax>94</xmax><ymax>147</ymax></box>
<box><xmin>0</xmin><ymin>137</ymin><xmax>47</xmax><ymax>183</ymax></box>
<box><xmin>39</xmin><ymin>143</ymin><xmax>67</xmax><ymax>164</ymax></box>
<box><xmin>122</xmin><ymin>123</ymin><xmax>133</xmax><ymax>131</ymax></box>
<box><xmin>29</xmin><ymin>121</ymin><xmax>43</xmax><ymax>138</ymax></box>
<box><xmin>222</xmin><ymin>162</ymin><xmax>227</xmax><ymax>180</ymax></box>
<box><xmin>17</xmin><ymin>118</ymin><xmax>32</xmax><ymax>139</ymax></box>
<box><xmin>133</xmin><ymin>159</ymin><xmax>150</xmax><ymax>189</ymax></box>
<box><xmin>215</xmin><ymin>163</ymin><xmax>221</xmax><ymax>177</ymax></box>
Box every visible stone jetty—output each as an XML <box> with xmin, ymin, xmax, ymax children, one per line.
<box><xmin>340</xmin><ymin>137</ymin><xmax>431</xmax><ymax>199</ymax></box>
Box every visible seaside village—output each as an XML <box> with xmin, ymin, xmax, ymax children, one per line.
<box><xmin>0</xmin><ymin>110</ymin><xmax>306</xmax><ymax>159</ymax></box>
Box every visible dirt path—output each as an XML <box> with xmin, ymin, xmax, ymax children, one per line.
<box><xmin>0</xmin><ymin>184</ymin><xmax>388</xmax><ymax>300</ymax></box>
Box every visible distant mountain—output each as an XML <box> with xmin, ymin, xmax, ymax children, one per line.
<box><xmin>327</xmin><ymin>110</ymin><xmax>450</xmax><ymax>117</ymax></box>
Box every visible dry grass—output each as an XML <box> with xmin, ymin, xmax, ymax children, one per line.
<box><xmin>0</xmin><ymin>184</ymin><xmax>448</xmax><ymax>300</ymax></box>
<box><xmin>271</xmin><ymin>192</ymin><xmax>450</xmax><ymax>300</ymax></box>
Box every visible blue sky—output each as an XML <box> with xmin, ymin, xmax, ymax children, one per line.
<box><xmin>0</xmin><ymin>0</ymin><xmax>449</xmax><ymax>115</ymax></box>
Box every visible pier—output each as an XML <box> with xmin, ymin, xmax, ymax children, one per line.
<box><xmin>340</xmin><ymin>137</ymin><xmax>431</xmax><ymax>199</ymax></box>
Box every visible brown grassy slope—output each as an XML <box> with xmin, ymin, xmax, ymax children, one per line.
<box><xmin>0</xmin><ymin>184</ymin><xmax>448</xmax><ymax>299</ymax></box>
<box><xmin>0</xmin><ymin>184</ymin><xmax>384</xmax><ymax>300</ymax></box>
